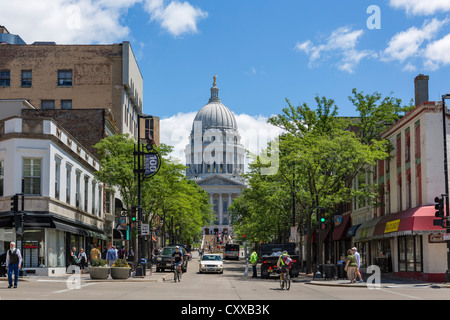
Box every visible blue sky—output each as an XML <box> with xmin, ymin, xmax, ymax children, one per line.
<box><xmin>2</xmin><ymin>0</ymin><xmax>450</xmax><ymax>162</ymax></box>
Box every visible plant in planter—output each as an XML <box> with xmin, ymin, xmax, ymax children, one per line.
<box><xmin>111</xmin><ymin>259</ymin><xmax>131</xmax><ymax>279</ymax></box>
<box><xmin>89</xmin><ymin>259</ymin><xmax>110</xmax><ymax>280</ymax></box>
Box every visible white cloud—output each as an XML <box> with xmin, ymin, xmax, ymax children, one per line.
<box><xmin>160</xmin><ymin>112</ymin><xmax>284</xmax><ymax>170</ymax></box>
<box><xmin>424</xmin><ymin>33</ymin><xmax>450</xmax><ymax>67</ymax></box>
<box><xmin>0</xmin><ymin>0</ymin><xmax>207</xmax><ymax>44</ymax></box>
<box><xmin>143</xmin><ymin>0</ymin><xmax>208</xmax><ymax>37</ymax></box>
<box><xmin>390</xmin><ymin>0</ymin><xmax>450</xmax><ymax>15</ymax></box>
<box><xmin>295</xmin><ymin>27</ymin><xmax>376</xmax><ymax>73</ymax></box>
<box><xmin>381</xmin><ymin>18</ymin><xmax>449</xmax><ymax>71</ymax></box>
<box><xmin>0</xmin><ymin>0</ymin><xmax>140</xmax><ymax>44</ymax></box>
<box><xmin>382</xmin><ymin>18</ymin><xmax>448</xmax><ymax>63</ymax></box>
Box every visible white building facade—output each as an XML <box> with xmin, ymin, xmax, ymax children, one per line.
<box><xmin>0</xmin><ymin>100</ymin><xmax>109</xmax><ymax>276</ymax></box>
<box><xmin>185</xmin><ymin>78</ymin><xmax>246</xmax><ymax>236</ymax></box>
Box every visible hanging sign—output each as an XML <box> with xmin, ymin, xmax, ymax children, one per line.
<box><xmin>144</xmin><ymin>151</ymin><xmax>161</xmax><ymax>177</ymax></box>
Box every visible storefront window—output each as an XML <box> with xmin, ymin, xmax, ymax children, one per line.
<box><xmin>47</xmin><ymin>229</ymin><xmax>65</xmax><ymax>267</ymax></box>
<box><xmin>398</xmin><ymin>235</ymin><xmax>422</xmax><ymax>272</ymax></box>
<box><xmin>18</xmin><ymin>229</ymin><xmax>45</xmax><ymax>268</ymax></box>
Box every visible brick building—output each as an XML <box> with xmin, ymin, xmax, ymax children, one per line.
<box><xmin>0</xmin><ymin>40</ymin><xmax>143</xmax><ymax>138</ymax></box>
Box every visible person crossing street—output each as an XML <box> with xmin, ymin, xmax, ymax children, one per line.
<box><xmin>6</xmin><ymin>242</ymin><xmax>22</xmax><ymax>289</ymax></box>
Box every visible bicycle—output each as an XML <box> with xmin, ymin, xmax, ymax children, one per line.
<box><xmin>173</xmin><ymin>262</ymin><xmax>182</xmax><ymax>282</ymax></box>
<box><xmin>279</xmin><ymin>268</ymin><xmax>290</xmax><ymax>290</ymax></box>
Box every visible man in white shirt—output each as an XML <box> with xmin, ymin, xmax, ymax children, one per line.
<box><xmin>352</xmin><ymin>247</ymin><xmax>363</xmax><ymax>283</ymax></box>
<box><xmin>6</xmin><ymin>242</ymin><xmax>22</xmax><ymax>288</ymax></box>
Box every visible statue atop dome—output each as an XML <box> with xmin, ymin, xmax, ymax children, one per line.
<box><xmin>213</xmin><ymin>75</ymin><xmax>217</xmax><ymax>87</ymax></box>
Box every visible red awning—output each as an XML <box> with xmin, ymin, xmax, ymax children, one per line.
<box><xmin>373</xmin><ymin>205</ymin><xmax>443</xmax><ymax>238</ymax></box>
<box><xmin>324</xmin><ymin>213</ymin><xmax>351</xmax><ymax>242</ymax></box>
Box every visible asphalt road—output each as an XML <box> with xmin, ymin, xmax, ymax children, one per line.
<box><xmin>0</xmin><ymin>255</ymin><xmax>448</xmax><ymax>302</ymax></box>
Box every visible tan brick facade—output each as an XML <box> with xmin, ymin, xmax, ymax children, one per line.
<box><xmin>0</xmin><ymin>43</ymin><xmax>134</xmax><ymax>135</ymax></box>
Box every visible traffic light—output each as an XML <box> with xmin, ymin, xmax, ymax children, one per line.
<box><xmin>318</xmin><ymin>207</ymin><xmax>327</xmax><ymax>229</ymax></box>
<box><xmin>10</xmin><ymin>194</ymin><xmax>18</xmax><ymax>212</ymax></box>
<box><xmin>435</xmin><ymin>196</ymin><xmax>444</xmax><ymax>218</ymax></box>
<box><xmin>130</xmin><ymin>206</ymin><xmax>137</xmax><ymax>229</ymax></box>
<box><xmin>433</xmin><ymin>196</ymin><xmax>446</xmax><ymax>228</ymax></box>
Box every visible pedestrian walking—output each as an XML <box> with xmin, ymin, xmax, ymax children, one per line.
<box><xmin>345</xmin><ymin>249</ymin><xmax>357</xmax><ymax>283</ymax></box>
<box><xmin>78</xmin><ymin>248</ymin><xmax>88</xmax><ymax>273</ymax></box>
<box><xmin>106</xmin><ymin>245</ymin><xmax>118</xmax><ymax>267</ymax></box>
<box><xmin>70</xmin><ymin>247</ymin><xmax>79</xmax><ymax>266</ymax></box>
<box><xmin>6</xmin><ymin>242</ymin><xmax>22</xmax><ymax>288</ymax></box>
<box><xmin>352</xmin><ymin>247</ymin><xmax>363</xmax><ymax>283</ymax></box>
<box><xmin>90</xmin><ymin>245</ymin><xmax>100</xmax><ymax>264</ymax></box>
<box><xmin>249</xmin><ymin>249</ymin><xmax>258</xmax><ymax>278</ymax></box>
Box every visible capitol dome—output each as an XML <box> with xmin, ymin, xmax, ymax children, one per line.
<box><xmin>192</xmin><ymin>77</ymin><xmax>238</xmax><ymax>132</ymax></box>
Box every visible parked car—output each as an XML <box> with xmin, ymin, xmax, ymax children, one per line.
<box><xmin>199</xmin><ymin>254</ymin><xmax>223</xmax><ymax>274</ymax></box>
<box><xmin>155</xmin><ymin>246</ymin><xmax>188</xmax><ymax>272</ymax></box>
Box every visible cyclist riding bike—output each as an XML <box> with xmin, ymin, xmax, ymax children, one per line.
<box><xmin>276</xmin><ymin>250</ymin><xmax>291</xmax><ymax>282</ymax></box>
<box><xmin>171</xmin><ymin>246</ymin><xmax>183</xmax><ymax>276</ymax></box>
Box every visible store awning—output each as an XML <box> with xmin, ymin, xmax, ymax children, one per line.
<box><xmin>372</xmin><ymin>205</ymin><xmax>444</xmax><ymax>239</ymax></box>
<box><xmin>332</xmin><ymin>214</ymin><xmax>351</xmax><ymax>241</ymax></box>
<box><xmin>354</xmin><ymin>216</ymin><xmax>384</xmax><ymax>242</ymax></box>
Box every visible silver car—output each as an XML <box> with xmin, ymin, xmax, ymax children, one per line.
<box><xmin>199</xmin><ymin>254</ymin><xmax>223</xmax><ymax>274</ymax></box>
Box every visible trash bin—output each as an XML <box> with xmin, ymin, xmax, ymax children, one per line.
<box><xmin>323</xmin><ymin>264</ymin><xmax>335</xmax><ymax>279</ymax></box>
<box><xmin>337</xmin><ymin>261</ymin><xmax>346</xmax><ymax>279</ymax></box>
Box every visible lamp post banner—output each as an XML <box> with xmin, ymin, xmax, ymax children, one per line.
<box><xmin>144</xmin><ymin>152</ymin><xmax>161</xmax><ymax>177</ymax></box>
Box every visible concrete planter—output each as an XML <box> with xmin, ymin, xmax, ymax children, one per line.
<box><xmin>89</xmin><ymin>267</ymin><xmax>110</xmax><ymax>280</ymax></box>
<box><xmin>111</xmin><ymin>267</ymin><xmax>130</xmax><ymax>279</ymax></box>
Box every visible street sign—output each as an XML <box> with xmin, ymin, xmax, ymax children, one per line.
<box><xmin>141</xmin><ymin>223</ymin><xmax>150</xmax><ymax>236</ymax></box>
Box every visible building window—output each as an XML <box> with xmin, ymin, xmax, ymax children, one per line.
<box><xmin>21</xmin><ymin>70</ymin><xmax>32</xmax><ymax>87</ymax></box>
<box><xmin>405</xmin><ymin>128</ymin><xmax>411</xmax><ymax>163</ymax></box>
<box><xmin>105</xmin><ymin>191</ymin><xmax>111</xmax><ymax>214</ymax></box>
<box><xmin>98</xmin><ymin>185</ymin><xmax>102</xmax><ymax>217</ymax></box>
<box><xmin>58</xmin><ymin>70</ymin><xmax>72</xmax><ymax>86</ymax></box>
<box><xmin>61</xmin><ymin>100</ymin><xmax>72</xmax><ymax>109</ymax></box>
<box><xmin>0</xmin><ymin>160</ymin><xmax>4</xmax><ymax>197</ymax></box>
<box><xmin>396</xmin><ymin>134</ymin><xmax>402</xmax><ymax>168</ymax></box>
<box><xmin>75</xmin><ymin>170</ymin><xmax>81</xmax><ymax>209</ymax></box>
<box><xmin>66</xmin><ymin>165</ymin><xmax>72</xmax><ymax>205</ymax></box>
<box><xmin>415</xmin><ymin>120</ymin><xmax>421</xmax><ymax>158</ymax></box>
<box><xmin>0</xmin><ymin>70</ymin><xmax>10</xmax><ymax>87</ymax></box>
<box><xmin>84</xmin><ymin>176</ymin><xmax>89</xmax><ymax>212</ymax></box>
<box><xmin>92</xmin><ymin>181</ymin><xmax>96</xmax><ymax>214</ymax></box>
<box><xmin>23</xmin><ymin>158</ymin><xmax>41</xmax><ymax>195</ymax></box>
<box><xmin>55</xmin><ymin>158</ymin><xmax>61</xmax><ymax>200</ymax></box>
<box><xmin>41</xmin><ymin>100</ymin><xmax>55</xmax><ymax>109</ymax></box>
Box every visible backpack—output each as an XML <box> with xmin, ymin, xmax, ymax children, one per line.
<box><xmin>282</xmin><ymin>255</ymin><xmax>293</xmax><ymax>266</ymax></box>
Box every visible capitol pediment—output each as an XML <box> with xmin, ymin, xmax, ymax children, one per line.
<box><xmin>196</xmin><ymin>174</ymin><xmax>245</xmax><ymax>187</ymax></box>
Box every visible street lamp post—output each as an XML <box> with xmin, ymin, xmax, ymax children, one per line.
<box><xmin>441</xmin><ymin>94</ymin><xmax>450</xmax><ymax>283</ymax></box>
<box><xmin>134</xmin><ymin>114</ymin><xmax>161</xmax><ymax>276</ymax></box>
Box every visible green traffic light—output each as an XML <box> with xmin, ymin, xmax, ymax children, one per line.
<box><xmin>320</xmin><ymin>218</ymin><xmax>326</xmax><ymax>222</ymax></box>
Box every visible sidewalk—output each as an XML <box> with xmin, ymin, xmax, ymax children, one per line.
<box><xmin>299</xmin><ymin>273</ymin><xmax>450</xmax><ymax>288</ymax></box>
<box><xmin>0</xmin><ymin>266</ymin><xmax>174</xmax><ymax>283</ymax></box>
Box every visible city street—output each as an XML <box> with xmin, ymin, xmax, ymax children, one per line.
<box><xmin>1</xmin><ymin>253</ymin><xmax>449</xmax><ymax>302</ymax></box>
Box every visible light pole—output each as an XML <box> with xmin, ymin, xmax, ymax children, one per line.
<box><xmin>441</xmin><ymin>94</ymin><xmax>450</xmax><ymax>283</ymax></box>
<box><xmin>134</xmin><ymin>114</ymin><xmax>161</xmax><ymax>276</ymax></box>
